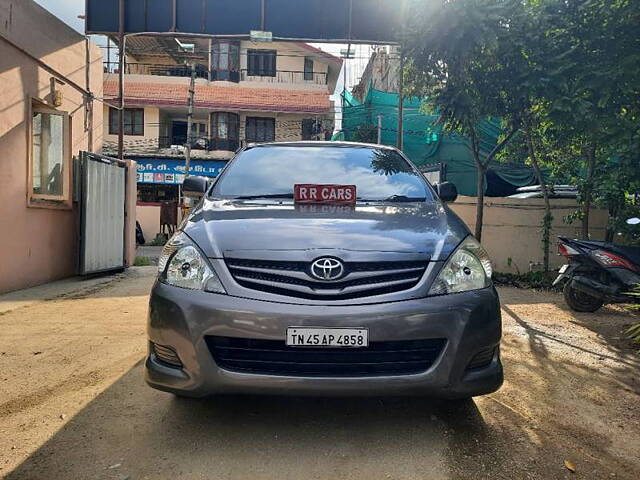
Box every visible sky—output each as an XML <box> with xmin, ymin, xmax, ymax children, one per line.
<box><xmin>35</xmin><ymin>0</ymin><xmax>85</xmax><ymax>33</ymax></box>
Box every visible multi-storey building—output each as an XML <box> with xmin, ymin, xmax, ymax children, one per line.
<box><xmin>102</xmin><ymin>37</ymin><xmax>342</xmax><ymax>241</ymax></box>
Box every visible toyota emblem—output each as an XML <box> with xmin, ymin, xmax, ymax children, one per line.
<box><xmin>310</xmin><ymin>257</ymin><xmax>344</xmax><ymax>281</ymax></box>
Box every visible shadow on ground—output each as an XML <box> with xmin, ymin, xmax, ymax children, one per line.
<box><xmin>3</xmin><ymin>359</ymin><xmax>505</xmax><ymax>480</ymax></box>
<box><xmin>4</xmin><ymin>284</ymin><xmax>639</xmax><ymax>480</ymax></box>
<box><xmin>6</xmin><ymin>357</ymin><xmax>639</xmax><ymax>479</ymax></box>
<box><xmin>500</xmin><ymin>286</ymin><xmax>640</xmax><ymax>364</ymax></box>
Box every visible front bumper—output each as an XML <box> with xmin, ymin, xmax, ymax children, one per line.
<box><xmin>145</xmin><ymin>282</ymin><xmax>503</xmax><ymax>398</ymax></box>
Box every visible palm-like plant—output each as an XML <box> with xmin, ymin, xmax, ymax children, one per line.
<box><xmin>626</xmin><ymin>286</ymin><xmax>640</xmax><ymax>344</ymax></box>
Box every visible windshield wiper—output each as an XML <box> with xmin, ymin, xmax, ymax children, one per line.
<box><xmin>232</xmin><ymin>193</ymin><xmax>294</xmax><ymax>200</ymax></box>
<box><xmin>357</xmin><ymin>195</ymin><xmax>426</xmax><ymax>203</ymax></box>
<box><xmin>232</xmin><ymin>194</ymin><xmax>425</xmax><ymax>202</ymax></box>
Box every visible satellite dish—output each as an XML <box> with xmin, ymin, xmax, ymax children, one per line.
<box><xmin>626</xmin><ymin>217</ymin><xmax>640</xmax><ymax>225</ymax></box>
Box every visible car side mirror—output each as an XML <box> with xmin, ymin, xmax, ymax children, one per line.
<box><xmin>436</xmin><ymin>182</ymin><xmax>458</xmax><ymax>203</ymax></box>
<box><xmin>182</xmin><ymin>175</ymin><xmax>209</xmax><ymax>198</ymax></box>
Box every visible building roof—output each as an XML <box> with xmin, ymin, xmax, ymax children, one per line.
<box><xmin>295</xmin><ymin>43</ymin><xmax>343</xmax><ymax>65</ymax></box>
<box><xmin>104</xmin><ymin>80</ymin><xmax>332</xmax><ymax>114</ymax></box>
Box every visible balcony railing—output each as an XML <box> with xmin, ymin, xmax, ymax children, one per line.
<box><xmin>104</xmin><ymin>62</ymin><xmax>209</xmax><ymax>79</ymax></box>
<box><xmin>158</xmin><ymin>135</ymin><xmax>240</xmax><ymax>152</ymax></box>
<box><xmin>240</xmin><ymin>69</ymin><xmax>327</xmax><ymax>85</ymax></box>
<box><xmin>103</xmin><ymin>135</ymin><xmax>240</xmax><ymax>156</ymax></box>
<box><xmin>103</xmin><ymin>133</ymin><xmax>329</xmax><ymax>157</ymax></box>
<box><xmin>104</xmin><ymin>61</ymin><xmax>327</xmax><ymax>85</ymax></box>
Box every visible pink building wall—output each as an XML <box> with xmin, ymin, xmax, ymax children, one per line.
<box><xmin>0</xmin><ymin>0</ymin><xmax>104</xmax><ymax>293</ymax></box>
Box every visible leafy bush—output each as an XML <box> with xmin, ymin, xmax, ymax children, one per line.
<box><xmin>134</xmin><ymin>256</ymin><xmax>152</xmax><ymax>266</ymax></box>
<box><xmin>493</xmin><ymin>271</ymin><xmax>557</xmax><ymax>290</ymax></box>
<box><xmin>147</xmin><ymin>234</ymin><xmax>168</xmax><ymax>246</ymax></box>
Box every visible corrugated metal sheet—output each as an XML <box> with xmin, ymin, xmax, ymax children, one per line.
<box><xmin>80</xmin><ymin>153</ymin><xmax>126</xmax><ymax>275</ymax></box>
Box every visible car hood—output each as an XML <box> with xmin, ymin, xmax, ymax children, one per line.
<box><xmin>182</xmin><ymin>199</ymin><xmax>469</xmax><ymax>262</ymax></box>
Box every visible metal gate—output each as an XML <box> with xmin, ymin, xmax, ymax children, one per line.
<box><xmin>78</xmin><ymin>152</ymin><xmax>127</xmax><ymax>275</ymax></box>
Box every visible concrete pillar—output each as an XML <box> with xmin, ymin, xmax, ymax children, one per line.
<box><xmin>123</xmin><ymin>160</ymin><xmax>138</xmax><ymax>267</ymax></box>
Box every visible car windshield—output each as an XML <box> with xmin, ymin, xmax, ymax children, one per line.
<box><xmin>212</xmin><ymin>145</ymin><xmax>433</xmax><ymax>202</ymax></box>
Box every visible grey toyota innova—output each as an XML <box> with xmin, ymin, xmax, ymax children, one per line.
<box><xmin>146</xmin><ymin>142</ymin><xmax>503</xmax><ymax>398</ymax></box>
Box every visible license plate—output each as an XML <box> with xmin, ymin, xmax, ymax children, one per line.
<box><xmin>558</xmin><ymin>264</ymin><xmax>569</xmax><ymax>274</ymax></box>
<box><xmin>286</xmin><ymin>327</ymin><xmax>368</xmax><ymax>348</ymax></box>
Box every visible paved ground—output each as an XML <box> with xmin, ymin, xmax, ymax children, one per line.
<box><xmin>0</xmin><ymin>274</ymin><xmax>121</xmax><ymax>315</ymax></box>
<box><xmin>1</xmin><ymin>268</ymin><xmax>639</xmax><ymax>480</ymax></box>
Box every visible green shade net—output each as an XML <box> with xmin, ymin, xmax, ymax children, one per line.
<box><xmin>339</xmin><ymin>88</ymin><xmax>537</xmax><ymax>196</ymax></box>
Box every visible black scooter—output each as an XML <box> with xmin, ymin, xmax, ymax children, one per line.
<box><xmin>554</xmin><ymin>218</ymin><xmax>640</xmax><ymax>312</ymax></box>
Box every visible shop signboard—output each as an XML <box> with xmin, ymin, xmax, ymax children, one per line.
<box><xmin>134</xmin><ymin>159</ymin><xmax>227</xmax><ymax>184</ymax></box>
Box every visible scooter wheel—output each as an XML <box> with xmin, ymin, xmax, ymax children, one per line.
<box><xmin>563</xmin><ymin>282</ymin><xmax>604</xmax><ymax>312</ymax></box>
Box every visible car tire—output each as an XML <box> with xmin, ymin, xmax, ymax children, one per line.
<box><xmin>563</xmin><ymin>282</ymin><xmax>603</xmax><ymax>312</ymax></box>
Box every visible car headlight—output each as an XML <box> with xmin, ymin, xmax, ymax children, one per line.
<box><xmin>158</xmin><ymin>232</ymin><xmax>226</xmax><ymax>293</ymax></box>
<box><xmin>429</xmin><ymin>236</ymin><xmax>492</xmax><ymax>295</ymax></box>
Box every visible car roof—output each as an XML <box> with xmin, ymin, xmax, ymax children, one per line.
<box><xmin>245</xmin><ymin>141</ymin><xmax>399</xmax><ymax>151</ymax></box>
<box><xmin>508</xmin><ymin>192</ymin><xmax>578</xmax><ymax>199</ymax></box>
<box><xmin>516</xmin><ymin>184</ymin><xmax>577</xmax><ymax>193</ymax></box>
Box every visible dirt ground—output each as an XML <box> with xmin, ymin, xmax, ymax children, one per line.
<box><xmin>1</xmin><ymin>267</ymin><xmax>638</xmax><ymax>480</ymax></box>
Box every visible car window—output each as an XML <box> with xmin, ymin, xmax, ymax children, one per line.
<box><xmin>212</xmin><ymin>146</ymin><xmax>434</xmax><ymax>202</ymax></box>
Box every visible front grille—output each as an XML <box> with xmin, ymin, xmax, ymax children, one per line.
<box><xmin>225</xmin><ymin>258</ymin><xmax>428</xmax><ymax>300</ymax></box>
<box><xmin>206</xmin><ymin>336</ymin><xmax>446</xmax><ymax>377</ymax></box>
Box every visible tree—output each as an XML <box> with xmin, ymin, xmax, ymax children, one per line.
<box><xmin>499</xmin><ymin>0</ymin><xmax>640</xmax><ymax>267</ymax></box>
<box><xmin>406</xmin><ymin>0</ymin><xmax>640</xmax><ymax>271</ymax></box>
<box><xmin>405</xmin><ymin>0</ymin><xmax>571</xmax><ymax>269</ymax></box>
<box><xmin>404</xmin><ymin>0</ymin><xmax>520</xmax><ymax>241</ymax></box>
<box><xmin>536</xmin><ymin>0</ymin><xmax>640</xmax><ymax>239</ymax></box>
<box><xmin>593</xmin><ymin>117</ymin><xmax>640</xmax><ymax>241</ymax></box>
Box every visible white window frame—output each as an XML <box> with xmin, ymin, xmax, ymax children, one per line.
<box><xmin>28</xmin><ymin>99</ymin><xmax>72</xmax><ymax>208</ymax></box>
